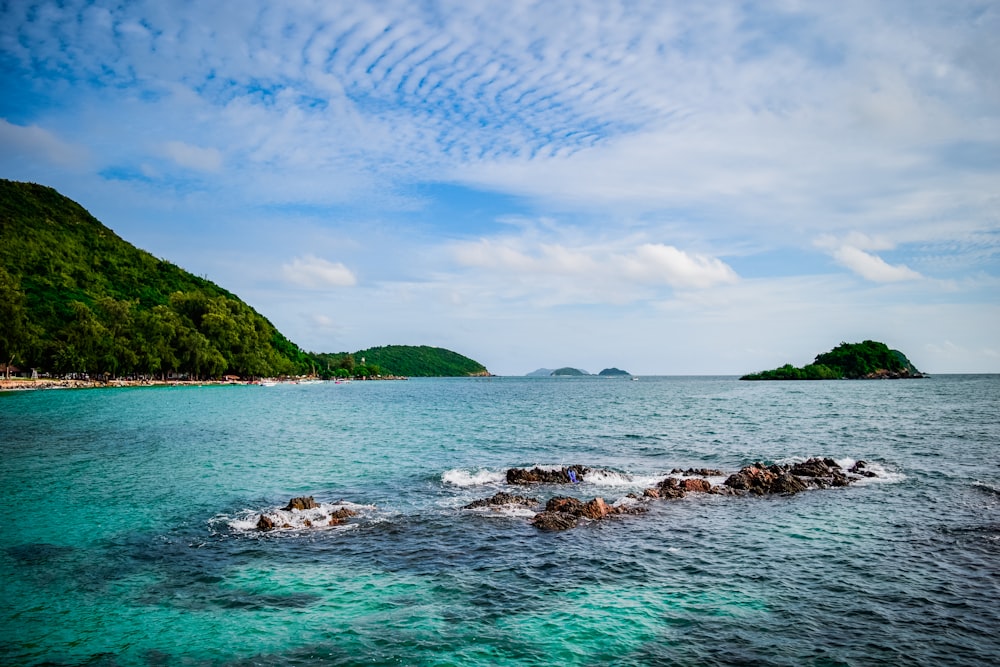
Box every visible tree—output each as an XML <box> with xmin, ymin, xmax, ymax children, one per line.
<box><xmin>0</xmin><ymin>267</ymin><xmax>35</xmax><ymax>378</ymax></box>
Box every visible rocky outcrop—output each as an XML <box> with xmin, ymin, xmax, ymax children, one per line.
<box><xmin>530</xmin><ymin>495</ymin><xmax>646</xmax><ymax>531</ymax></box>
<box><xmin>723</xmin><ymin>458</ymin><xmax>877</xmax><ymax>495</ymax></box>
<box><xmin>506</xmin><ymin>466</ymin><xmax>588</xmax><ymax>485</ymax></box>
<box><xmin>723</xmin><ymin>463</ymin><xmax>807</xmax><ymax>495</ymax></box>
<box><xmin>284</xmin><ymin>496</ymin><xmax>319</xmax><ymax>511</ymax></box>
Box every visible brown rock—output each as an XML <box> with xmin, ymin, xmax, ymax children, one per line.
<box><xmin>256</xmin><ymin>515</ymin><xmax>276</xmax><ymax>531</ymax></box>
<box><xmin>546</xmin><ymin>496</ymin><xmax>584</xmax><ymax>514</ymax></box>
<box><xmin>579</xmin><ymin>497</ymin><xmax>611</xmax><ymax>519</ymax></box>
<box><xmin>680</xmin><ymin>478</ymin><xmax>712</xmax><ymax>493</ymax></box>
<box><xmin>655</xmin><ymin>477</ymin><xmax>687</xmax><ymax>499</ymax></box>
<box><xmin>531</xmin><ymin>511</ymin><xmax>579</xmax><ymax>531</ymax></box>
<box><xmin>284</xmin><ymin>496</ymin><xmax>319</xmax><ymax>511</ymax></box>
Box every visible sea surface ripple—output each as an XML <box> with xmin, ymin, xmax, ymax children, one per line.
<box><xmin>1</xmin><ymin>375</ymin><xmax>998</xmax><ymax>665</ymax></box>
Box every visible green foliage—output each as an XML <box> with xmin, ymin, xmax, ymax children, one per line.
<box><xmin>0</xmin><ymin>179</ymin><xmax>309</xmax><ymax>379</ymax></box>
<box><xmin>308</xmin><ymin>345</ymin><xmax>488</xmax><ymax>377</ymax></box>
<box><xmin>741</xmin><ymin>340</ymin><xmax>921</xmax><ymax>381</ymax></box>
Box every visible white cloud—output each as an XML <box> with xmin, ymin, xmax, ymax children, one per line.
<box><xmin>623</xmin><ymin>243</ymin><xmax>739</xmax><ymax>289</ymax></box>
<box><xmin>815</xmin><ymin>235</ymin><xmax>923</xmax><ymax>282</ymax></box>
<box><xmin>161</xmin><ymin>141</ymin><xmax>223</xmax><ymax>172</ymax></box>
<box><xmin>282</xmin><ymin>255</ymin><xmax>357</xmax><ymax>289</ymax></box>
<box><xmin>452</xmin><ymin>236</ymin><xmax>738</xmax><ymax>303</ymax></box>
<box><xmin>0</xmin><ymin>119</ymin><xmax>89</xmax><ymax>168</ymax></box>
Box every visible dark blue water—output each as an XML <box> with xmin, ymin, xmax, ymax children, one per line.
<box><xmin>1</xmin><ymin>376</ymin><xmax>998</xmax><ymax>665</ymax></box>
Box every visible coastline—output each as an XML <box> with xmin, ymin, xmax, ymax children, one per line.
<box><xmin>0</xmin><ymin>376</ymin><xmax>410</xmax><ymax>392</ymax></box>
<box><xmin>0</xmin><ymin>378</ymin><xmax>249</xmax><ymax>392</ymax></box>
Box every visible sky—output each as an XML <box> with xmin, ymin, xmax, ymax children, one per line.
<box><xmin>1</xmin><ymin>0</ymin><xmax>998</xmax><ymax>375</ymax></box>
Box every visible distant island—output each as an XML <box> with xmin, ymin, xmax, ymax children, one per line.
<box><xmin>525</xmin><ymin>367</ymin><xmax>631</xmax><ymax>377</ymax></box>
<box><xmin>740</xmin><ymin>340</ymin><xmax>925</xmax><ymax>380</ymax></box>
<box><xmin>0</xmin><ymin>180</ymin><xmax>489</xmax><ymax>381</ymax></box>
<box><xmin>552</xmin><ymin>367</ymin><xmax>588</xmax><ymax>376</ymax></box>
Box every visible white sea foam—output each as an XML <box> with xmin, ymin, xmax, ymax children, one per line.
<box><xmin>465</xmin><ymin>505</ymin><xmax>538</xmax><ymax>518</ymax></box>
<box><xmin>441</xmin><ymin>468</ymin><xmax>506</xmax><ymax>487</ymax></box>
<box><xmin>584</xmin><ymin>469</ymin><xmax>666</xmax><ymax>488</ymax></box>
<box><xmin>223</xmin><ymin>500</ymin><xmax>374</xmax><ymax>533</ymax></box>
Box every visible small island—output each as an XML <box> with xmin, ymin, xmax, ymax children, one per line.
<box><xmin>598</xmin><ymin>368</ymin><xmax>631</xmax><ymax>376</ymax></box>
<box><xmin>740</xmin><ymin>340</ymin><xmax>925</xmax><ymax>381</ymax></box>
<box><xmin>551</xmin><ymin>367</ymin><xmax>588</xmax><ymax>376</ymax></box>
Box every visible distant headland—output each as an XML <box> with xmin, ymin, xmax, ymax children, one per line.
<box><xmin>740</xmin><ymin>340</ymin><xmax>926</xmax><ymax>381</ymax></box>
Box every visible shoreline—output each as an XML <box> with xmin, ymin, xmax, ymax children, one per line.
<box><xmin>0</xmin><ymin>378</ymin><xmax>251</xmax><ymax>392</ymax></box>
<box><xmin>0</xmin><ymin>377</ymin><xmax>407</xmax><ymax>392</ymax></box>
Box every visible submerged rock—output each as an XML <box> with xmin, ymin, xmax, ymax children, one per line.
<box><xmin>328</xmin><ymin>508</ymin><xmax>357</xmax><ymax>525</ymax></box>
<box><xmin>463</xmin><ymin>492</ymin><xmax>539</xmax><ymax>510</ymax></box>
<box><xmin>671</xmin><ymin>467</ymin><xmax>724</xmax><ymax>477</ymax></box>
<box><xmin>532</xmin><ymin>511</ymin><xmax>580</xmax><ymax>531</ymax></box>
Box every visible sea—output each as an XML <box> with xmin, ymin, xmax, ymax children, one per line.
<box><xmin>1</xmin><ymin>375</ymin><xmax>998</xmax><ymax>666</ymax></box>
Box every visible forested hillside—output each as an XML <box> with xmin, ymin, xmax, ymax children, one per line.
<box><xmin>0</xmin><ymin>180</ymin><xmax>489</xmax><ymax>380</ymax></box>
<box><xmin>0</xmin><ymin>180</ymin><xmax>307</xmax><ymax>379</ymax></box>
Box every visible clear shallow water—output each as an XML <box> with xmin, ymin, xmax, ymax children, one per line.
<box><xmin>1</xmin><ymin>375</ymin><xmax>998</xmax><ymax>666</ymax></box>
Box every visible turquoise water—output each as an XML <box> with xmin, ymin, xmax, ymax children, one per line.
<box><xmin>1</xmin><ymin>376</ymin><xmax>998</xmax><ymax>666</ymax></box>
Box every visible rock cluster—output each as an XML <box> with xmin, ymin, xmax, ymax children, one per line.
<box><xmin>255</xmin><ymin>497</ymin><xmax>358</xmax><ymax>531</ymax></box>
<box><xmin>722</xmin><ymin>458</ymin><xmax>874</xmax><ymax>494</ymax></box>
<box><xmin>506</xmin><ymin>466</ymin><xmax>588</xmax><ymax>484</ymax></box>
<box><xmin>515</xmin><ymin>457</ymin><xmax>877</xmax><ymax>531</ymax></box>
<box><xmin>254</xmin><ymin>458</ymin><xmax>880</xmax><ymax>534</ymax></box>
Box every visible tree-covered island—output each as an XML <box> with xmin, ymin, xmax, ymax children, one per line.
<box><xmin>740</xmin><ymin>340</ymin><xmax>925</xmax><ymax>380</ymax></box>
<box><xmin>0</xmin><ymin>180</ymin><xmax>488</xmax><ymax>382</ymax></box>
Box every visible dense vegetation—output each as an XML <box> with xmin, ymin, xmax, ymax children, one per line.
<box><xmin>598</xmin><ymin>367</ymin><xmax>631</xmax><ymax>376</ymax></box>
<box><xmin>309</xmin><ymin>345</ymin><xmax>487</xmax><ymax>378</ymax></box>
<box><xmin>740</xmin><ymin>340</ymin><xmax>923</xmax><ymax>380</ymax></box>
<box><xmin>0</xmin><ymin>180</ymin><xmax>488</xmax><ymax>380</ymax></box>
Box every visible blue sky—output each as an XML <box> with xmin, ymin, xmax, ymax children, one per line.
<box><xmin>2</xmin><ymin>0</ymin><xmax>998</xmax><ymax>374</ymax></box>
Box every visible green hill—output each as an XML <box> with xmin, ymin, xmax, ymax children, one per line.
<box><xmin>0</xmin><ymin>179</ymin><xmax>309</xmax><ymax>379</ymax></box>
<box><xmin>740</xmin><ymin>340</ymin><xmax>924</xmax><ymax>380</ymax></box>
<box><xmin>309</xmin><ymin>345</ymin><xmax>488</xmax><ymax>378</ymax></box>
<box><xmin>0</xmin><ymin>180</ymin><xmax>488</xmax><ymax>380</ymax></box>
